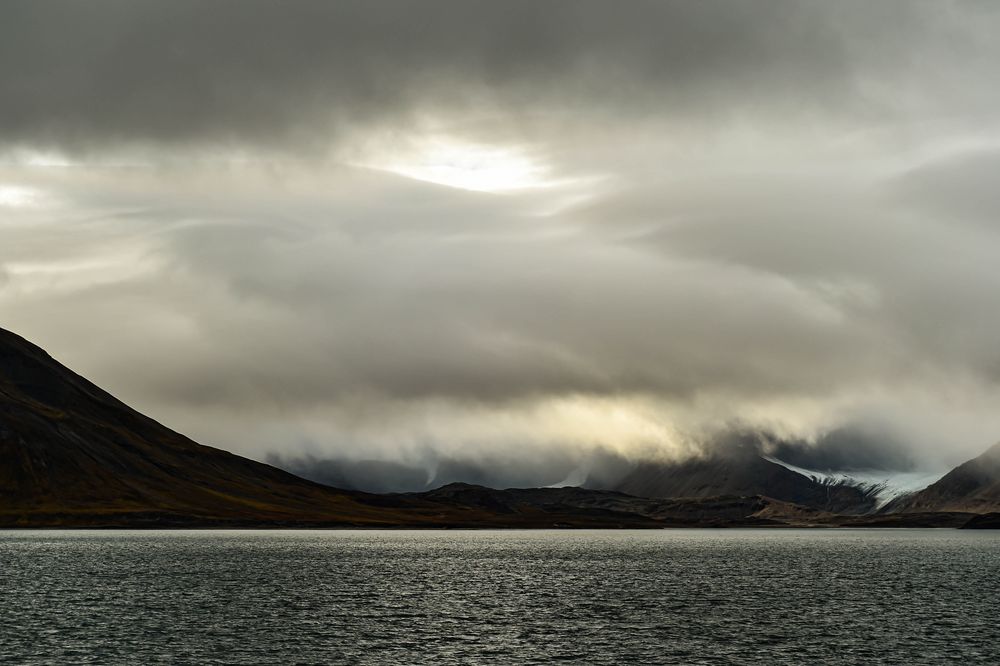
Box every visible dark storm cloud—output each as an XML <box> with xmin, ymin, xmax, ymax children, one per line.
<box><xmin>766</xmin><ymin>426</ymin><xmax>918</xmax><ymax>473</ymax></box>
<box><xmin>0</xmin><ymin>0</ymin><xmax>980</xmax><ymax>153</ymax></box>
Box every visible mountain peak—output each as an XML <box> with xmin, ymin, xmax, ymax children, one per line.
<box><xmin>0</xmin><ymin>326</ymin><xmax>424</xmax><ymax>526</ymax></box>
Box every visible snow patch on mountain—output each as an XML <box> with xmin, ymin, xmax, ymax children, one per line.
<box><xmin>762</xmin><ymin>456</ymin><xmax>945</xmax><ymax>510</ymax></box>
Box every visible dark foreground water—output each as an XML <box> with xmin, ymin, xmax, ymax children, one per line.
<box><xmin>1</xmin><ymin>530</ymin><xmax>998</xmax><ymax>665</ymax></box>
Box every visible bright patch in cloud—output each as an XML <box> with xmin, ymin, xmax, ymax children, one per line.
<box><xmin>0</xmin><ymin>185</ymin><xmax>42</xmax><ymax>208</ymax></box>
<box><xmin>363</xmin><ymin>137</ymin><xmax>556</xmax><ymax>192</ymax></box>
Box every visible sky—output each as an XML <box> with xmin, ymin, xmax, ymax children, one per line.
<box><xmin>3</xmin><ymin>1</ymin><xmax>1000</xmax><ymax>488</ymax></box>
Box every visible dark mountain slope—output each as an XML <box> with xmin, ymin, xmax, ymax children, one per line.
<box><xmin>887</xmin><ymin>442</ymin><xmax>1000</xmax><ymax>514</ymax></box>
<box><xmin>962</xmin><ymin>513</ymin><xmax>1000</xmax><ymax>529</ymax></box>
<box><xmin>0</xmin><ymin>326</ymin><xmax>471</xmax><ymax>527</ymax></box>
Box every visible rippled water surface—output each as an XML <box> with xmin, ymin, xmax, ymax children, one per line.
<box><xmin>1</xmin><ymin>529</ymin><xmax>998</xmax><ymax>664</ymax></box>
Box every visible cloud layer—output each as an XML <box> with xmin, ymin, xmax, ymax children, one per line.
<box><xmin>3</xmin><ymin>1</ymin><xmax>1000</xmax><ymax>486</ymax></box>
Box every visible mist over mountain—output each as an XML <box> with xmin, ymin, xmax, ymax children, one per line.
<box><xmin>763</xmin><ymin>427</ymin><xmax>918</xmax><ymax>473</ymax></box>
<box><xmin>269</xmin><ymin>447</ymin><xmax>636</xmax><ymax>494</ymax></box>
<box><xmin>0</xmin><ymin>324</ymin><xmax>711</xmax><ymax>528</ymax></box>
<box><xmin>270</xmin><ymin>427</ymin><xmax>927</xmax><ymax>495</ymax></box>
<box><xmin>3</xmin><ymin>324</ymin><xmax>998</xmax><ymax>528</ymax></box>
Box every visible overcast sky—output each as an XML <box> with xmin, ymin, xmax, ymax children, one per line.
<box><xmin>3</xmin><ymin>1</ymin><xmax>1000</xmax><ymax>484</ymax></box>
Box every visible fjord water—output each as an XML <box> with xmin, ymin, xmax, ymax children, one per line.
<box><xmin>1</xmin><ymin>530</ymin><xmax>997</xmax><ymax>664</ymax></box>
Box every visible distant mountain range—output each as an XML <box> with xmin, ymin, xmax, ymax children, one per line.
<box><xmin>1</xmin><ymin>326</ymin><xmax>998</xmax><ymax>528</ymax></box>
<box><xmin>612</xmin><ymin>440</ymin><xmax>882</xmax><ymax>514</ymax></box>
<box><xmin>608</xmin><ymin>434</ymin><xmax>1000</xmax><ymax>524</ymax></box>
